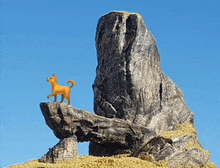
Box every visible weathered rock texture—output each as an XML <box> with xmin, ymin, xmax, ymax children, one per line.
<box><xmin>40</xmin><ymin>103</ymin><xmax>211</xmax><ymax>167</ymax></box>
<box><xmin>133</xmin><ymin>123</ymin><xmax>211</xmax><ymax>167</ymax></box>
<box><xmin>91</xmin><ymin>11</ymin><xmax>194</xmax><ymax>156</ymax></box>
<box><xmin>40</xmin><ymin>102</ymin><xmax>156</xmax><ymax>158</ymax></box>
<box><xmin>40</xmin><ymin>11</ymin><xmax>216</xmax><ymax>167</ymax></box>
<box><xmin>40</xmin><ymin>136</ymin><xmax>78</xmax><ymax>163</ymax></box>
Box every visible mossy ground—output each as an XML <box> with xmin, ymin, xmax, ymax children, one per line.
<box><xmin>8</xmin><ymin>154</ymin><xmax>217</xmax><ymax>168</ymax></box>
<box><xmin>9</xmin><ymin>155</ymin><xmax>169</xmax><ymax>168</ymax></box>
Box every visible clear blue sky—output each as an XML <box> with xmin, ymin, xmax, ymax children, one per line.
<box><xmin>0</xmin><ymin>0</ymin><xmax>219</xmax><ymax>167</ymax></box>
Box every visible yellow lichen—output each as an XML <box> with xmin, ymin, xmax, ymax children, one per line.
<box><xmin>187</xmin><ymin>140</ymin><xmax>210</xmax><ymax>155</ymax></box>
<box><xmin>205</xmin><ymin>161</ymin><xmax>218</xmax><ymax>168</ymax></box>
<box><xmin>118</xmin><ymin>11</ymin><xmax>132</xmax><ymax>15</ymax></box>
<box><xmin>159</xmin><ymin>123</ymin><xmax>197</xmax><ymax>139</ymax></box>
<box><xmin>137</xmin><ymin>152</ymin><xmax>170</xmax><ymax>167</ymax></box>
<box><xmin>112</xmin><ymin>11</ymin><xmax>141</xmax><ymax>17</ymax></box>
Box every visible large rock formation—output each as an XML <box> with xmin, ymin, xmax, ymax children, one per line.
<box><xmin>40</xmin><ymin>103</ymin><xmax>211</xmax><ymax>167</ymax></box>
<box><xmin>40</xmin><ymin>102</ymin><xmax>157</xmax><ymax>161</ymax></box>
<box><xmin>40</xmin><ymin>102</ymin><xmax>155</xmax><ymax>149</ymax></box>
<box><xmin>40</xmin><ymin>11</ymin><xmax>216</xmax><ymax>167</ymax></box>
<box><xmin>91</xmin><ymin>11</ymin><xmax>194</xmax><ymax>155</ymax></box>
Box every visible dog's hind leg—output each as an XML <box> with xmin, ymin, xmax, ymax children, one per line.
<box><xmin>67</xmin><ymin>98</ymin><xmax>71</xmax><ymax>105</ymax></box>
<box><xmin>61</xmin><ymin>94</ymin><xmax>65</xmax><ymax>103</ymax></box>
<box><xmin>66</xmin><ymin>95</ymin><xmax>71</xmax><ymax>105</ymax></box>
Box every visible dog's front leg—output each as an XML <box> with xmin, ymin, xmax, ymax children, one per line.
<box><xmin>54</xmin><ymin>95</ymin><xmax>58</xmax><ymax>102</ymax></box>
<box><xmin>47</xmin><ymin>94</ymin><xmax>52</xmax><ymax>99</ymax></box>
<box><xmin>47</xmin><ymin>93</ymin><xmax>55</xmax><ymax>99</ymax></box>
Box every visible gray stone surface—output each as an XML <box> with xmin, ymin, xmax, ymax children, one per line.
<box><xmin>40</xmin><ymin>102</ymin><xmax>210</xmax><ymax>167</ymax></box>
<box><xmin>134</xmin><ymin>135</ymin><xmax>209</xmax><ymax>168</ymax></box>
<box><xmin>40</xmin><ymin>102</ymin><xmax>155</xmax><ymax>150</ymax></box>
<box><xmin>91</xmin><ymin>11</ymin><xmax>194</xmax><ymax>156</ymax></box>
<box><xmin>40</xmin><ymin>136</ymin><xmax>78</xmax><ymax>163</ymax></box>
<box><xmin>94</xmin><ymin>12</ymin><xmax>162</xmax><ymax>124</ymax></box>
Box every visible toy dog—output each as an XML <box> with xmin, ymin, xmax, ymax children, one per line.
<box><xmin>47</xmin><ymin>74</ymin><xmax>75</xmax><ymax>105</ymax></box>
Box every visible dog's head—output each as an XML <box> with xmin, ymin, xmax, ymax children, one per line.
<box><xmin>47</xmin><ymin>74</ymin><xmax>57</xmax><ymax>84</ymax></box>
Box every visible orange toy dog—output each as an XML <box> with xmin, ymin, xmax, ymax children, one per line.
<box><xmin>47</xmin><ymin>74</ymin><xmax>75</xmax><ymax>105</ymax></box>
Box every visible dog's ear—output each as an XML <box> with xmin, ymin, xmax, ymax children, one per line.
<box><xmin>53</xmin><ymin>74</ymin><xmax>57</xmax><ymax>83</ymax></box>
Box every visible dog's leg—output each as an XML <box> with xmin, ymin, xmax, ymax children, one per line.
<box><xmin>61</xmin><ymin>94</ymin><xmax>65</xmax><ymax>103</ymax></box>
<box><xmin>54</xmin><ymin>95</ymin><xmax>57</xmax><ymax>102</ymax></box>
<box><xmin>67</xmin><ymin>98</ymin><xmax>71</xmax><ymax>105</ymax></box>
<box><xmin>65</xmin><ymin>91</ymin><xmax>71</xmax><ymax>105</ymax></box>
<box><xmin>48</xmin><ymin>93</ymin><xmax>55</xmax><ymax>99</ymax></box>
<box><xmin>66</xmin><ymin>95</ymin><xmax>70</xmax><ymax>105</ymax></box>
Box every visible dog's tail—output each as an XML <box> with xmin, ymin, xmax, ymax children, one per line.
<box><xmin>67</xmin><ymin>80</ymin><xmax>75</xmax><ymax>88</ymax></box>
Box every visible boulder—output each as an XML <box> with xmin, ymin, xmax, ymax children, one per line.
<box><xmin>91</xmin><ymin>11</ymin><xmax>194</xmax><ymax>156</ymax></box>
<box><xmin>133</xmin><ymin>124</ymin><xmax>210</xmax><ymax>168</ymax></box>
<box><xmin>40</xmin><ymin>136</ymin><xmax>78</xmax><ymax>163</ymax></box>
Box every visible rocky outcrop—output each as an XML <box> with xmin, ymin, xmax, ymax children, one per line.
<box><xmin>40</xmin><ymin>136</ymin><xmax>78</xmax><ymax>163</ymax></box>
<box><xmin>133</xmin><ymin>123</ymin><xmax>210</xmax><ymax>167</ymax></box>
<box><xmin>91</xmin><ymin>11</ymin><xmax>194</xmax><ymax>156</ymax></box>
<box><xmin>39</xmin><ymin>11</ymin><xmax>216</xmax><ymax>167</ymax></box>
<box><xmin>40</xmin><ymin>103</ymin><xmax>210</xmax><ymax>167</ymax></box>
<box><xmin>40</xmin><ymin>102</ymin><xmax>156</xmax><ymax>159</ymax></box>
